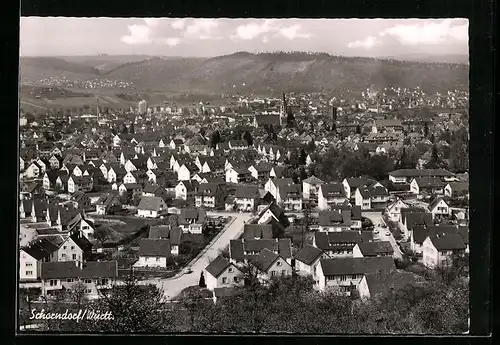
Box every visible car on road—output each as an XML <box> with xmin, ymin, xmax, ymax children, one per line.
<box><xmin>385</xmin><ymin>231</ymin><xmax>391</xmax><ymax>236</ymax></box>
<box><xmin>374</xmin><ymin>229</ymin><xmax>379</xmax><ymax>234</ymax></box>
<box><xmin>185</xmin><ymin>269</ymin><xmax>193</xmax><ymax>274</ymax></box>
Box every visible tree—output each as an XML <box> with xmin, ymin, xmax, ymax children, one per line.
<box><xmin>94</xmin><ymin>225</ymin><xmax>113</xmax><ymax>247</ymax></box>
<box><xmin>286</xmin><ymin>109</ymin><xmax>295</xmax><ymax>128</ymax></box>
<box><xmin>425</xmin><ymin>144</ymin><xmax>445</xmax><ymax>169</ymax></box>
<box><xmin>423</xmin><ymin>122</ymin><xmax>429</xmax><ymax>137</ymax></box>
<box><xmin>129</xmin><ymin>122</ymin><xmax>135</xmax><ymax>134</ymax></box>
<box><xmin>121</xmin><ymin>123</ymin><xmax>128</xmax><ymax>134</ymax></box>
<box><xmin>199</xmin><ymin>272</ymin><xmax>206</xmax><ymax>288</ymax></box>
<box><xmin>69</xmin><ymin>281</ymin><xmax>88</xmax><ymax>308</ymax></box>
<box><xmin>355</xmin><ymin>124</ymin><xmax>361</xmax><ymax>135</ymax></box>
<box><xmin>210</xmin><ymin>130</ymin><xmax>221</xmax><ymax>148</ymax></box>
<box><xmin>243</xmin><ymin>131</ymin><xmax>253</xmax><ymax>146</ymax></box>
<box><xmin>449</xmin><ymin>127</ymin><xmax>469</xmax><ymax>172</ymax></box>
<box><xmin>306</xmin><ymin>140</ymin><xmax>316</xmax><ymax>153</ymax></box>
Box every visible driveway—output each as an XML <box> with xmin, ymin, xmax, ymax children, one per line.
<box><xmin>364</xmin><ymin>211</ymin><xmax>403</xmax><ymax>259</ymax></box>
<box><xmin>139</xmin><ymin>212</ymin><xmax>252</xmax><ymax>299</ymax></box>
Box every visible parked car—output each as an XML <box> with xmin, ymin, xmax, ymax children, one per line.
<box><xmin>374</xmin><ymin>229</ymin><xmax>379</xmax><ymax>234</ymax></box>
<box><xmin>385</xmin><ymin>231</ymin><xmax>391</xmax><ymax>236</ymax></box>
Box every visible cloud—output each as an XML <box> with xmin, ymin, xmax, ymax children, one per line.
<box><xmin>232</xmin><ymin>20</ymin><xmax>312</xmax><ymax>41</ymax></box>
<box><xmin>121</xmin><ymin>24</ymin><xmax>152</xmax><ymax>44</ymax></box>
<box><xmin>184</xmin><ymin>19</ymin><xmax>220</xmax><ymax>39</ymax></box>
<box><xmin>379</xmin><ymin>19</ymin><xmax>468</xmax><ymax>45</ymax></box>
<box><xmin>160</xmin><ymin>37</ymin><xmax>181</xmax><ymax>47</ymax></box>
<box><xmin>347</xmin><ymin>36</ymin><xmax>380</xmax><ymax>49</ymax></box>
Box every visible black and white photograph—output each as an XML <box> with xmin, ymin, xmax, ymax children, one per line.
<box><xmin>18</xmin><ymin>17</ymin><xmax>472</xmax><ymax>334</ymax></box>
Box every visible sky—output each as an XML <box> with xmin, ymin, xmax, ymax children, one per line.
<box><xmin>19</xmin><ymin>18</ymin><xmax>469</xmax><ymax>58</ymax></box>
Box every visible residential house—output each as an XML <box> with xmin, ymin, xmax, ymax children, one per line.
<box><xmin>400</xmin><ymin>209</ymin><xmax>433</xmax><ymax>241</ymax></box>
<box><xmin>68</xmin><ymin>175</ymin><xmax>93</xmax><ymax>194</ymax></box>
<box><xmin>70</xmin><ymin>191</ymin><xmax>92</xmax><ymax>211</ymax></box>
<box><xmin>354</xmin><ymin>185</ymin><xmax>389</xmax><ymax>210</ymax></box>
<box><xmin>278</xmin><ymin>184</ymin><xmax>303</xmax><ymax>211</ymax></box>
<box><xmin>352</xmin><ymin>241</ymin><xmax>394</xmax><ymax>258</ymax></box>
<box><xmin>178</xmin><ymin>208</ymin><xmax>207</xmax><ymax>234</ymax></box>
<box><xmin>195</xmin><ymin>183</ymin><xmax>224</xmax><ymax>209</ymax></box>
<box><xmin>410</xmin><ymin>177</ymin><xmax>446</xmax><ymax>198</ymax></box>
<box><xmin>40</xmin><ymin>261</ymin><xmax>118</xmax><ymax>299</ymax></box>
<box><xmin>19</xmin><ymin>239</ymin><xmax>59</xmax><ymax>281</ymax></box>
<box><xmin>177</xmin><ymin>162</ymin><xmax>198</xmax><ymax>181</ymax></box>
<box><xmin>317</xmin><ymin>211</ymin><xmax>353</xmax><ymax>232</ymax></box>
<box><xmin>251</xmin><ymin>248</ymin><xmax>293</xmax><ymax>283</ymax></box>
<box><xmin>135</xmin><ymin>238</ymin><xmax>172</xmax><ymax>268</ymax></box>
<box><xmin>313</xmin><ymin>231</ymin><xmax>373</xmax><ymax>257</ymax></box>
<box><xmin>248</xmin><ymin>163</ymin><xmax>273</xmax><ymax>180</ymax></box>
<box><xmin>107</xmin><ymin>165</ymin><xmax>127</xmax><ymax>183</ymax></box>
<box><xmin>422</xmin><ymin>233</ymin><xmax>466</xmax><ymax>268</ymax></box>
<box><xmin>242</xmin><ymin>224</ymin><xmax>273</xmax><ymax>240</ymax></box>
<box><xmin>444</xmin><ymin>182</ymin><xmax>469</xmax><ymax>199</ymax></box>
<box><xmin>342</xmin><ymin>177</ymin><xmax>380</xmax><ymax>200</ymax></box>
<box><xmin>428</xmin><ymin>197</ymin><xmax>451</xmax><ymax>219</ymax></box>
<box><xmin>302</xmin><ymin>176</ymin><xmax>324</xmax><ymax>202</ymax></box>
<box><xmin>264</xmin><ymin>177</ymin><xmax>294</xmax><ymax>200</ymax></box>
<box><xmin>318</xmin><ymin>183</ymin><xmax>348</xmax><ymax>210</ymax></box>
<box><xmin>123</xmin><ymin>170</ymin><xmax>148</xmax><ymax>185</ymax></box>
<box><xmin>136</xmin><ymin>196</ymin><xmax>168</xmax><ymax>218</ymax></box>
<box><xmin>204</xmin><ymin>256</ymin><xmax>244</xmax><ymax>291</ymax></box>
<box><xmin>316</xmin><ymin>257</ymin><xmax>396</xmax><ymax>294</ymax></box>
<box><xmin>389</xmin><ymin>169</ymin><xmax>455</xmax><ymax>184</ymax></box>
<box><xmin>226</xmin><ymin>166</ymin><xmax>252</xmax><ymax>184</ymax></box>
<box><xmin>148</xmin><ymin>225</ymin><xmax>182</xmax><ymax>255</ymax></box>
<box><xmin>358</xmin><ymin>270</ymin><xmax>424</xmax><ymax>299</ymax></box>
<box><xmin>234</xmin><ymin>185</ymin><xmax>261</xmax><ymax>212</ymax></box>
<box><xmin>25</xmin><ymin>162</ymin><xmax>41</xmax><ymax>179</ymax></box>
<box><xmin>294</xmin><ymin>244</ymin><xmax>325</xmax><ymax>283</ymax></box>
<box><xmin>229</xmin><ymin>238</ymin><xmax>292</xmax><ymax>265</ymax></box>
<box><xmin>118</xmin><ymin>183</ymin><xmax>143</xmax><ymax>197</ymax></box>
<box><xmin>385</xmin><ymin>198</ymin><xmax>410</xmax><ymax>222</ymax></box>
<box><xmin>175</xmin><ymin>180</ymin><xmax>198</xmax><ymax>201</ymax></box>
<box><xmin>411</xmin><ymin>225</ymin><xmax>468</xmax><ymax>254</ymax></box>
<box><xmin>95</xmin><ymin>192</ymin><xmax>122</xmax><ymax>215</ymax></box>
<box><xmin>55</xmin><ymin>231</ymin><xmax>92</xmax><ymax>263</ymax></box>
<box><xmin>330</xmin><ymin>205</ymin><xmax>363</xmax><ymax>230</ymax></box>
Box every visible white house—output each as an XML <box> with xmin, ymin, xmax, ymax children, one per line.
<box><xmin>293</xmin><ymin>245</ymin><xmax>324</xmax><ymax>284</ymax></box>
<box><xmin>204</xmin><ymin>256</ymin><xmax>244</xmax><ymax>291</ymax></box>
<box><xmin>428</xmin><ymin>197</ymin><xmax>451</xmax><ymax>219</ymax></box>
<box><xmin>253</xmin><ymin>248</ymin><xmax>293</xmax><ymax>284</ymax></box>
<box><xmin>302</xmin><ymin>176</ymin><xmax>324</xmax><ymax>201</ymax></box>
<box><xmin>422</xmin><ymin>234</ymin><xmax>466</xmax><ymax>268</ymax></box>
<box><xmin>385</xmin><ymin>198</ymin><xmax>410</xmax><ymax>222</ymax></box>
<box><xmin>136</xmin><ymin>196</ymin><xmax>167</xmax><ymax>218</ymax></box>
<box><xmin>135</xmin><ymin>238</ymin><xmax>172</xmax><ymax>268</ymax></box>
<box><xmin>318</xmin><ymin>183</ymin><xmax>348</xmax><ymax>210</ymax></box>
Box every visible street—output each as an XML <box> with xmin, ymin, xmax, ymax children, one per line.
<box><xmin>363</xmin><ymin>212</ymin><xmax>403</xmax><ymax>259</ymax></box>
<box><xmin>140</xmin><ymin>212</ymin><xmax>252</xmax><ymax>299</ymax></box>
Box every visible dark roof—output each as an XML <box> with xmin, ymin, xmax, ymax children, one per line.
<box><xmin>458</xmin><ymin>226</ymin><xmax>469</xmax><ymax>245</ymax></box>
<box><xmin>137</xmin><ymin>196</ymin><xmax>165</xmax><ymax>211</ymax></box>
<box><xmin>179</xmin><ymin>208</ymin><xmax>206</xmax><ymax>224</ymax></box>
<box><xmin>429</xmin><ymin>233</ymin><xmax>466</xmax><ymax>250</ymax></box>
<box><xmin>242</xmin><ymin>224</ymin><xmax>273</xmax><ymax>239</ymax></box>
<box><xmin>355</xmin><ymin>241</ymin><xmax>394</xmax><ymax>256</ymax></box>
<box><xmin>139</xmin><ymin>238</ymin><xmax>171</xmax><ymax>257</ymax></box>
<box><xmin>21</xmin><ymin>238</ymin><xmax>57</xmax><ymax>260</ymax></box>
<box><xmin>294</xmin><ymin>245</ymin><xmax>324</xmax><ymax>265</ymax></box>
<box><xmin>413</xmin><ymin>177</ymin><xmax>446</xmax><ymax>188</ymax></box>
<box><xmin>446</xmin><ymin>182</ymin><xmax>469</xmax><ymax>193</ymax></box>
<box><xmin>148</xmin><ymin>226</ymin><xmax>182</xmax><ymax>246</ymax></box>
<box><xmin>314</xmin><ymin>231</ymin><xmax>372</xmax><ymax>251</ymax></box>
<box><xmin>302</xmin><ymin>175</ymin><xmax>324</xmax><ymax>185</ymax></box>
<box><xmin>404</xmin><ymin>212</ymin><xmax>433</xmax><ymax>230</ymax></box>
<box><xmin>345</xmin><ymin>177</ymin><xmax>376</xmax><ymax>188</ymax></box>
<box><xmin>96</xmin><ymin>192</ymin><xmax>122</xmax><ymax>207</ymax></box>
<box><xmin>143</xmin><ymin>182</ymin><xmax>161</xmax><ymax>194</ymax></box>
<box><xmin>230</xmin><ymin>238</ymin><xmax>291</xmax><ymax>261</ymax></box>
<box><xmin>235</xmin><ymin>185</ymin><xmax>260</xmax><ymax>199</ymax></box>
<box><xmin>428</xmin><ymin>197</ymin><xmax>449</xmax><ymax>210</ymax></box>
<box><xmin>330</xmin><ymin>205</ymin><xmax>362</xmax><ymax>220</ymax></box>
<box><xmin>252</xmin><ymin>248</ymin><xmax>280</xmax><ymax>272</ymax></box>
<box><xmin>390</xmin><ymin>169</ymin><xmax>454</xmax><ymax>177</ymax></box>
<box><xmin>205</xmin><ymin>255</ymin><xmax>232</xmax><ymax>278</ymax></box>
<box><xmin>320</xmin><ymin>183</ymin><xmax>346</xmax><ymax>197</ymax></box>
<box><xmin>319</xmin><ymin>257</ymin><xmax>396</xmax><ymax>276</ymax></box>
<box><xmin>41</xmin><ymin>261</ymin><xmax>118</xmax><ymax>279</ymax></box>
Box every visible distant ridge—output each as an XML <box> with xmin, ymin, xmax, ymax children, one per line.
<box><xmin>19</xmin><ymin>51</ymin><xmax>469</xmax><ymax>94</ymax></box>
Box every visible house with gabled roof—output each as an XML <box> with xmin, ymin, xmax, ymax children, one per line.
<box><xmin>264</xmin><ymin>177</ymin><xmax>294</xmax><ymax>200</ymax></box>
<box><xmin>178</xmin><ymin>208</ymin><xmax>207</xmax><ymax>234</ymax></box>
<box><xmin>294</xmin><ymin>244</ymin><xmax>326</xmax><ymax>282</ymax></box>
<box><xmin>302</xmin><ymin>175</ymin><xmax>324</xmax><ymax>201</ymax></box>
<box><xmin>353</xmin><ymin>241</ymin><xmax>394</xmax><ymax>258</ymax></box>
<box><xmin>175</xmin><ymin>180</ymin><xmax>198</xmax><ymax>201</ymax></box>
<box><xmin>389</xmin><ymin>168</ymin><xmax>455</xmax><ymax>184</ymax></box>
<box><xmin>148</xmin><ymin>225</ymin><xmax>182</xmax><ymax>255</ymax></box>
<box><xmin>428</xmin><ymin>197</ymin><xmax>451</xmax><ymax>219</ymax></box>
<box><xmin>55</xmin><ymin>230</ymin><xmax>92</xmax><ymax>263</ymax></box>
<box><xmin>137</xmin><ymin>196</ymin><xmax>167</xmax><ymax>218</ymax></box>
<box><xmin>204</xmin><ymin>256</ymin><xmax>244</xmax><ymax>291</ymax></box>
<box><xmin>313</xmin><ymin>230</ymin><xmax>373</xmax><ymax>257</ymax></box>
<box><xmin>40</xmin><ymin>260</ymin><xmax>118</xmax><ymax>299</ymax></box>
<box><xmin>251</xmin><ymin>248</ymin><xmax>293</xmax><ymax>283</ymax></box>
<box><xmin>226</xmin><ymin>166</ymin><xmax>252</xmax><ymax>184</ymax></box>
<box><xmin>229</xmin><ymin>238</ymin><xmax>292</xmax><ymax>266</ymax></box>
<box><xmin>444</xmin><ymin>182</ymin><xmax>469</xmax><ymax>199</ymax></box>
<box><xmin>234</xmin><ymin>185</ymin><xmax>261</xmax><ymax>212</ymax></box>
<box><xmin>242</xmin><ymin>224</ymin><xmax>273</xmax><ymax>240</ymax></box>
<box><xmin>422</xmin><ymin>233</ymin><xmax>466</xmax><ymax>268</ymax></box>
<box><xmin>248</xmin><ymin>162</ymin><xmax>273</xmax><ymax>180</ymax></box>
<box><xmin>385</xmin><ymin>198</ymin><xmax>410</xmax><ymax>222</ymax></box>
<box><xmin>68</xmin><ymin>175</ymin><xmax>93</xmax><ymax>194</ymax></box>
<box><xmin>95</xmin><ymin>192</ymin><xmax>122</xmax><ymax>215</ymax></box>
<box><xmin>195</xmin><ymin>183</ymin><xmax>224</xmax><ymax>209</ymax></box>
<box><xmin>318</xmin><ymin>183</ymin><xmax>348</xmax><ymax>210</ymax></box>
<box><xmin>278</xmin><ymin>184</ymin><xmax>303</xmax><ymax>211</ymax></box>
<box><xmin>342</xmin><ymin>177</ymin><xmax>381</xmax><ymax>200</ymax></box>
<box><xmin>354</xmin><ymin>185</ymin><xmax>389</xmax><ymax>210</ymax></box>
<box><xmin>20</xmin><ymin>238</ymin><xmax>59</xmax><ymax>282</ymax></box>
<box><xmin>358</xmin><ymin>270</ymin><xmax>424</xmax><ymax>299</ymax></box>
<box><xmin>400</xmin><ymin>209</ymin><xmax>433</xmax><ymax>241</ymax></box>
<box><xmin>316</xmin><ymin>256</ymin><xmax>396</xmax><ymax>294</ymax></box>
<box><xmin>410</xmin><ymin>177</ymin><xmax>446</xmax><ymax>198</ymax></box>
<box><xmin>135</xmin><ymin>238</ymin><xmax>172</xmax><ymax>268</ymax></box>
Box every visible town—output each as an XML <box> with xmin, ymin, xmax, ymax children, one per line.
<box><xmin>18</xmin><ymin>84</ymin><xmax>469</xmax><ymax>332</ymax></box>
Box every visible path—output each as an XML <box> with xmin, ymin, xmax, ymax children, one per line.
<box><xmin>140</xmin><ymin>212</ymin><xmax>252</xmax><ymax>299</ymax></box>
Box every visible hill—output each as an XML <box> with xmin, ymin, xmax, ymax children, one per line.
<box><xmin>19</xmin><ymin>52</ymin><xmax>469</xmax><ymax>96</ymax></box>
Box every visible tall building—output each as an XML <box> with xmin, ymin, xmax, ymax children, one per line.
<box><xmin>138</xmin><ymin>100</ymin><xmax>147</xmax><ymax>114</ymax></box>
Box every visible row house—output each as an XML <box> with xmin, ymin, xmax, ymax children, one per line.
<box><xmin>316</xmin><ymin>257</ymin><xmax>396</xmax><ymax>294</ymax></box>
<box><xmin>318</xmin><ymin>183</ymin><xmax>348</xmax><ymax>210</ymax></box>
<box><xmin>352</xmin><ymin>241</ymin><xmax>394</xmax><ymax>258</ymax></box>
<box><xmin>195</xmin><ymin>183</ymin><xmax>224</xmax><ymax>209</ymax></box>
<box><xmin>313</xmin><ymin>231</ymin><xmax>373</xmax><ymax>257</ymax></box>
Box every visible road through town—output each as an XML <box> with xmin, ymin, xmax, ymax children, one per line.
<box><xmin>139</xmin><ymin>212</ymin><xmax>252</xmax><ymax>299</ymax></box>
<box><xmin>363</xmin><ymin>211</ymin><xmax>403</xmax><ymax>259</ymax></box>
